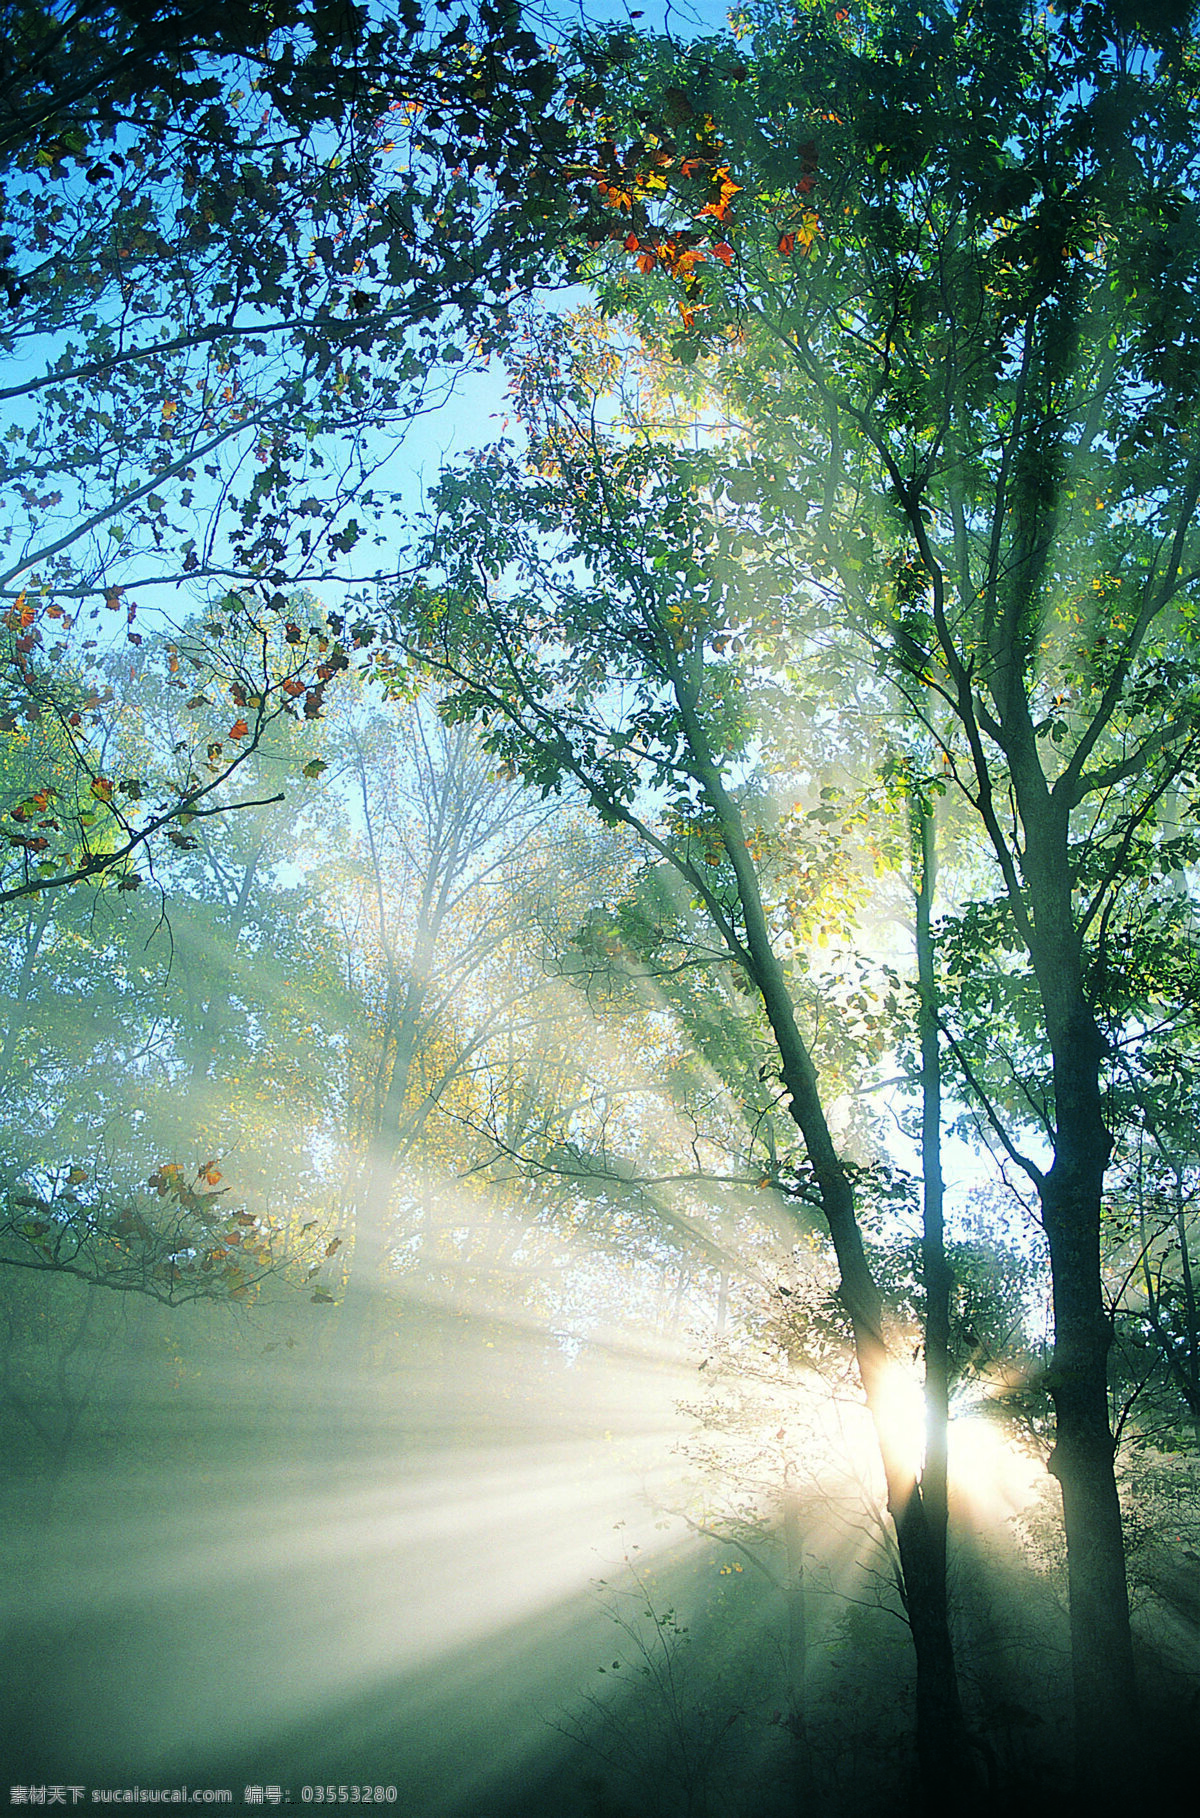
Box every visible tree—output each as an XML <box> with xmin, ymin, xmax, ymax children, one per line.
<box><xmin>382</xmin><ymin>345</ymin><xmax>976</xmax><ymax>1802</ymax></box>
<box><xmin>0</xmin><ymin>676</ymin><xmax>347</xmax><ymax>1305</ymax></box>
<box><xmin>0</xmin><ymin>1</ymin><xmax>569</xmax><ymax>899</ymax></box>
<box><xmin>1102</xmin><ymin>956</ymin><xmax>1200</xmax><ymax>1448</ymax></box>
<box><xmin>553</xmin><ymin>0</ymin><xmax>1200</xmax><ymax>1790</ymax></box>
<box><xmin>327</xmin><ymin>700</ymin><xmax>570</xmax><ymax>1359</ymax></box>
<box><xmin>0</xmin><ymin>601</ymin><xmax>351</xmax><ymax>906</ymax></box>
<box><xmin>1</xmin><ymin>0</ymin><xmax>566</xmax><ymax>599</ymax></box>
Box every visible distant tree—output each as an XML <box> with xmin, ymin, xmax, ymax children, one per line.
<box><xmin>327</xmin><ymin>704</ymin><xmax>566</xmax><ymax>1356</ymax></box>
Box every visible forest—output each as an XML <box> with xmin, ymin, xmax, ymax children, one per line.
<box><xmin>2</xmin><ymin>2</ymin><xmax>1199</xmax><ymax>1814</ymax></box>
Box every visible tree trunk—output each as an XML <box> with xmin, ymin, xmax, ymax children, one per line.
<box><xmin>915</xmin><ymin>792</ymin><xmax>951</xmax><ymax>1604</ymax></box>
<box><xmin>1041</xmin><ymin>1027</ymin><xmax>1138</xmax><ymax>1795</ymax></box>
<box><xmin>683</xmin><ymin>736</ymin><xmax>968</xmax><ymax>1809</ymax></box>
<box><xmin>912</xmin><ymin>792</ymin><xmax>963</xmax><ymax>1809</ymax></box>
<box><xmin>891</xmin><ymin>1487</ymin><xmax>966</xmax><ymax>1811</ymax></box>
<box><xmin>1018</xmin><ymin>786</ymin><xmax>1139</xmax><ymax>1793</ymax></box>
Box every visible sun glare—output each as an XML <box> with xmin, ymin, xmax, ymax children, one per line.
<box><xmin>950</xmin><ymin>1414</ymin><xmax>1045</xmax><ymax>1528</ymax></box>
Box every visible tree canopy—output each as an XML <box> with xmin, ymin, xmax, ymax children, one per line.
<box><xmin>4</xmin><ymin>6</ymin><xmax>1200</xmax><ymax>1816</ymax></box>
<box><xmin>0</xmin><ymin>0</ymin><xmax>568</xmax><ymax>904</ymax></box>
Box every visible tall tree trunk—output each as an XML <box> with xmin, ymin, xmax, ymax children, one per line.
<box><xmin>913</xmin><ymin>790</ymin><xmax>960</xmax><ymax>1802</ymax></box>
<box><xmin>684</xmin><ymin>735</ymin><xmax>968</xmax><ymax>1808</ymax></box>
<box><xmin>1016</xmin><ymin>789</ymin><xmax>1139</xmax><ymax>1792</ymax></box>
<box><xmin>896</xmin><ymin>214</ymin><xmax>1144</xmax><ymax>1790</ymax></box>
<box><xmin>1139</xmin><ymin>1157</ymin><xmax>1200</xmax><ymax>1433</ymax></box>
<box><xmin>1041</xmin><ymin>1025</ymin><xmax>1138</xmax><ymax>1793</ymax></box>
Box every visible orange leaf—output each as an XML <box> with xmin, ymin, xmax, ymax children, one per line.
<box><xmin>794</xmin><ymin>210</ymin><xmax>823</xmax><ymax>253</ymax></box>
<box><xmin>636</xmin><ymin>251</ymin><xmax>657</xmax><ymax>273</ymax></box>
<box><xmin>623</xmin><ymin>232</ymin><xmax>639</xmax><ymax>251</ymax></box>
<box><xmin>778</xmin><ymin>232</ymin><xmax>796</xmax><ymax>255</ymax></box>
<box><xmin>282</xmin><ymin>676</ymin><xmax>306</xmax><ymax>697</ymax></box>
<box><xmin>712</xmin><ymin>241</ymin><xmax>734</xmax><ymax>266</ymax></box>
<box><xmin>660</xmin><ymin>247</ymin><xmax>703</xmax><ymax>282</ymax></box>
<box><xmin>229</xmin><ymin>718</ymin><xmax>249</xmax><ymax>739</ymax></box>
<box><xmin>697</xmin><ymin>173</ymin><xmax>742</xmax><ymax>224</ymax></box>
<box><xmin>90</xmin><ymin>777</ymin><xmax>113</xmax><ymax>802</ymax></box>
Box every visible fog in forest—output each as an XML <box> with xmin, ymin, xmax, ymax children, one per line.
<box><xmin>3</xmin><ymin>697</ymin><xmax>1197</xmax><ymax>1815</ymax></box>
<box><xmin>3</xmin><ymin>3</ymin><xmax>1200</xmax><ymax>1815</ymax></box>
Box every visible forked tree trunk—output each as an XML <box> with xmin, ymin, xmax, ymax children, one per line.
<box><xmin>686</xmin><ymin>739</ymin><xmax>969</xmax><ymax>1809</ymax></box>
